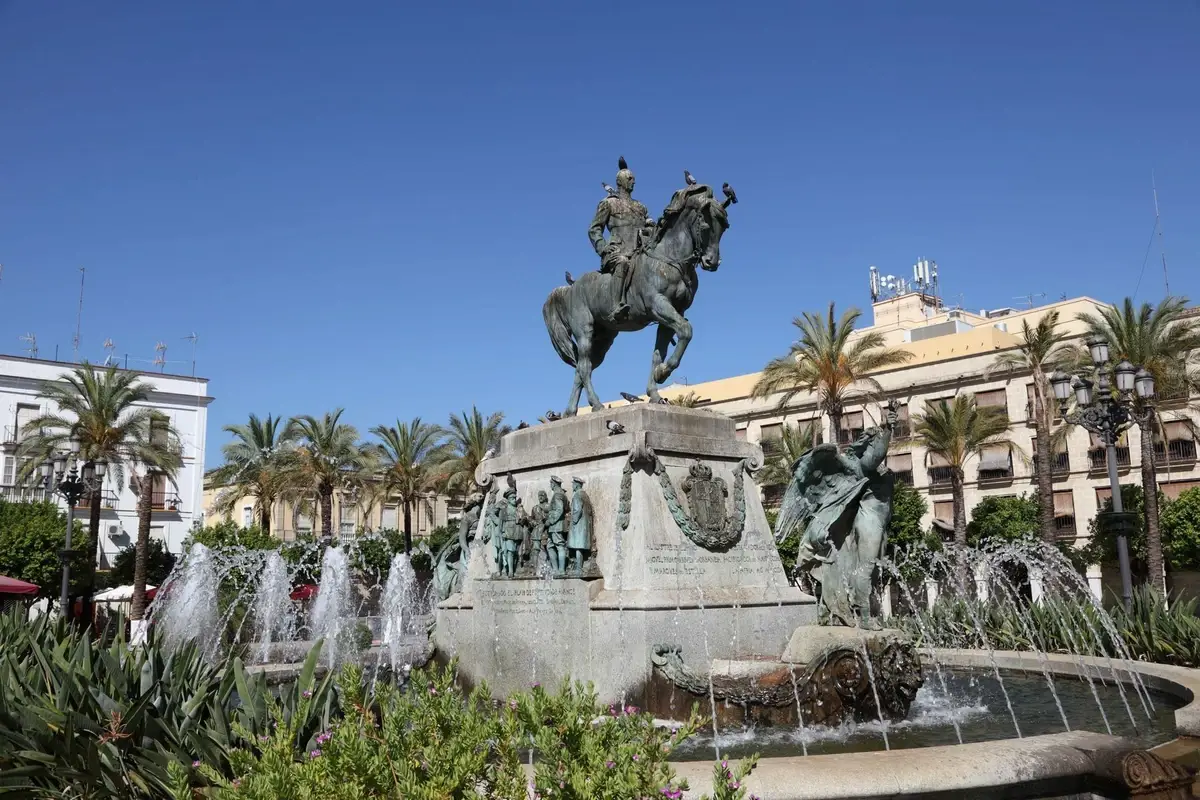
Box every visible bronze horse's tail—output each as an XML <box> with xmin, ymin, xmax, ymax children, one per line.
<box><xmin>542</xmin><ymin>286</ymin><xmax>576</xmax><ymax>367</ymax></box>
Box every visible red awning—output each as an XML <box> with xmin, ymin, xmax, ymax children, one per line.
<box><xmin>290</xmin><ymin>584</ymin><xmax>318</xmax><ymax>601</ymax></box>
<box><xmin>0</xmin><ymin>575</ymin><xmax>39</xmax><ymax>596</ymax></box>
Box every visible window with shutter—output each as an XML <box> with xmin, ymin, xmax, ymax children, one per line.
<box><xmin>892</xmin><ymin>404</ymin><xmax>911</xmax><ymax>438</ymax></box>
<box><xmin>978</xmin><ymin>444</ymin><xmax>1014</xmax><ymax>480</ymax></box>
<box><xmin>759</xmin><ymin>423</ymin><xmax>783</xmax><ymax>455</ymax></box>
<box><xmin>382</xmin><ymin>505</ymin><xmax>398</xmax><ymax>530</ymax></box>
<box><xmin>1163</xmin><ymin>480</ymin><xmax>1200</xmax><ymax>500</ymax></box>
<box><xmin>1053</xmin><ymin>490</ymin><xmax>1076</xmax><ymax>536</ymax></box>
<box><xmin>933</xmin><ymin>500</ymin><xmax>954</xmax><ymax>523</ymax></box>
<box><xmin>887</xmin><ymin>452</ymin><xmax>913</xmax><ymax>485</ymax></box>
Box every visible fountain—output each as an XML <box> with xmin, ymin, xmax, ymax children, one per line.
<box><xmin>148</xmin><ymin>161</ymin><xmax>1198</xmax><ymax>797</ymax></box>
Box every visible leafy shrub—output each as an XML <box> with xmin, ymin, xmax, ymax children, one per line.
<box><xmin>109</xmin><ymin>537</ymin><xmax>178</xmax><ymax>587</ymax></box>
<box><xmin>0</xmin><ymin>499</ymin><xmax>89</xmax><ymax>596</ymax></box>
<box><xmin>0</xmin><ymin>610</ymin><xmax>336</xmax><ymax>798</ymax></box>
<box><xmin>187</xmin><ymin>521</ymin><xmax>276</xmax><ymax>551</ymax></box>
<box><xmin>202</xmin><ymin>662</ymin><xmax>710</xmax><ymax>800</ymax></box>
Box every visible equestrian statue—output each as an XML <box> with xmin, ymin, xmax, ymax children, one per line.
<box><xmin>543</xmin><ymin>157</ymin><xmax>737</xmax><ymax>416</ymax></box>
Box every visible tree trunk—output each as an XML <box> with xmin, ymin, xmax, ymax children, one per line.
<box><xmin>827</xmin><ymin>408</ymin><xmax>842</xmax><ymax>447</ymax></box>
<box><xmin>78</xmin><ymin>489</ymin><xmax>104</xmax><ymax>623</ymax></box>
<box><xmin>321</xmin><ymin>488</ymin><xmax>333</xmax><ymax>538</ymax></box>
<box><xmin>951</xmin><ymin>468</ymin><xmax>970</xmax><ymax>595</ymax></box>
<box><xmin>951</xmin><ymin>469</ymin><xmax>967</xmax><ymax>548</ymax></box>
<box><xmin>260</xmin><ymin>501</ymin><xmax>271</xmax><ymax>534</ymax></box>
<box><xmin>1139</xmin><ymin>416</ymin><xmax>1166</xmax><ymax>595</ymax></box>
<box><xmin>1032</xmin><ymin>386</ymin><xmax>1057</xmax><ymax>543</ymax></box>
<box><xmin>131</xmin><ymin>474</ymin><xmax>153</xmax><ymax>621</ymax></box>
<box><xmin>403</xmin><ymin>500</ymin><xmax>413</xmax><ymax>554</ymax></box>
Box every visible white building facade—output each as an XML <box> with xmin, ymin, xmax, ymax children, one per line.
<box><xmin>0</xmin><ymin>355</ymin><xmax>212</xmax><ymax>565</ymax></box>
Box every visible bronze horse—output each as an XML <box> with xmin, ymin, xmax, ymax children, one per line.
<box><xmin>542</xmin><ymin>183</ymin><xmax>734</xmax><ymax>416</ymax></box>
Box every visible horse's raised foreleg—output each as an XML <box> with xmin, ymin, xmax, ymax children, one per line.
<box><xmin>649</xmin><ymin>297</ymin><xmax>693</xmax><ymax>385</ymax></box>
<box><xmin>646</xmin><ymin>325</ymin><xmax>673</xmax><ymax>403</ymax></box>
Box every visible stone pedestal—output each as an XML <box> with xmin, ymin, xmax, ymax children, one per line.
<box><xmin>433</xmin><ymin>403</ymin><xmax>816</xmax><ymax>705</ymax></box>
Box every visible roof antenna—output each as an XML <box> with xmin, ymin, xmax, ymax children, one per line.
<box><xmin>153</xmin><ymin>341</ymin><xmax>168</xmax><ymax>372</ymax></box>
<box><xmin>1152</xmin><ymin>171</ymin><xmax>1170</xmax><ymax>296</ymax></box>
<box><xmin>19</xmin><ymin>333</ymin><xmax>38</xmax><ymax>359</ymax></box>
<box><xmin>182</xmin><ymin>332</ymin><xmax>198</xmax><ymax>376</ymax></box>
<box><xmin>73</xmin><ymin>267</ymin><xmax>85</xmax><ymax>362</ymax></box>
<box><xmin>102</xmin><ymin>338</ymin><xmax>116</xmax><ymax>366</ymax></box>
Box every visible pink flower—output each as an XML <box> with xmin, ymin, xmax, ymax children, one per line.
<box><xmin>632</xmin><ymin>754</ymin><xmax>640</xmax><ymax>761</ymax></box>
<box><xmin>309</xmin><ymin>749</ymin><xmax>322</xmax><ymax>758</ymax></box>
<box><xmin>429</xmin><ymin>686</ymin><xmax>438</xmax><ymax>695</ymax></box>
<box><xmin>191</xmin><ymin>760</ymin><xmax>201</xmax><ymax>768</ymax></box>
<box><xmin>605</xmin><ymin>761</ymin><xmax>615</xmax><ymax>769</ymax></box>
<box><xmin>302</xmin><ymin>689</ymin><xmax>313</xmax><ymax>699</ymax></box>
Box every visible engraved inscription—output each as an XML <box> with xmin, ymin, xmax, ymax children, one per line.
<box><xmin>480</xmin><ymin>583</ymin><xmax>579</xmax><ymax>615</ymax></box>
<box><xmin>644</xmin><ymin>537</ymin><xmax>775</xmax><ymax>578</ymax></box>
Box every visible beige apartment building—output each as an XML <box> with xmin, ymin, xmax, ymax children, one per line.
<box><xmin>201</xmin><ymin>483</ymin><xmax>460</xmax><ymax>542</ymax></box>
<box><xmin>633</xmin><ymin>288</ymin><xmax>1200</xmax><ymax>545</ymax></box>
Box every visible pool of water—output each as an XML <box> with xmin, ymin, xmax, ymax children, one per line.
<box><xmin>671</xmin><ymin>668</ymin><xmax>1183</xmax><ymax>761</ymax></box>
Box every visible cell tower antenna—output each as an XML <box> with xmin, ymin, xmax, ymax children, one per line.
<box><xmin>1152</xmin><ymin>171</ymin><xmax>1170</xmax><ymax>296</ymax></box>
<box><xmin>102</xmin><ymin>338</ymin><xmax>116</xmax><ymax>366</ymax></box>
<box><xmin>182</xmin><ymin>332</ymin><xmax>198</xmax><ymax>376</ymax></box>
<box><xmin>19</xmin><ymin>333</ymin><xmax>38</xmax><ymax>359</ymax></box>
<box><xmin>153</xmin><ymin>341</ymin><xmax>168</xmax><ymax>372</ymax></box>
<box><xmin>73</xmin><ymin>267</ymin><xmax>85</xmax><ymax>362</ymax></box>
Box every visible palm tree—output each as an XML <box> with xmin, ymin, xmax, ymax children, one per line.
<box><xmin>668</xmin><ymin>390</ymin><xmax>705</xmax><ymax>408</ymax></box>
<box><xmin>757</xmin><ymin>421</ymin><xmax>818</xmax><ymax>496</ymax></box>
<box><xmin>1076</xmin><ymin>296</ymin><xmax>1200</xmax><ymax>594</ymax></box>
<box><xmin>18</xmin><ymin>364</ymin><xmax>180</xmax><ymax>613</ymax></box>
<box><xmin>913</xmin><ymin>396</ymin><xmax>1011</xmax><ymax>548</ymax></box>
<box><xmin>282</xmin><ymin>410</ymin><xmax>373</xmax><ymax>538</ymax></box>
<box><xmin>989</xmin><ymin>310</ymin><xmax>1075</xmax><ymax>543</ymax></box>
<box><xmin>752</xmin><ymin>303</ymin><xmax>912</xmax><ymax>443</ymax></box>
<box><xmin>370</xmin><ymin>417</ymin><xmax>446</xmax><ymax>554</ymax></box>
<box><xmin>439</xmin><ymin>407</ymin><xmax>509</xmax><ymax>497</ymax></box>
<box><xmin>129</xmin><ymin>411</ymin><xmax>184</xmax><ymax>624</ymax></box>
<box><xmin>206</xmin><ymin>413</ymin><xmax>289</xmax><ymax>533</ymax></box>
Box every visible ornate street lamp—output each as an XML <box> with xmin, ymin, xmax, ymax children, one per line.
<box><xmin>1054</xmin><ymin>341</ymin><xmax>1155</xmax><ymax>609</ymax></box>
<box><xmin>44</xmin><ymin>438</ymin><xmax>107</xmax><ymax>618</ymax></box>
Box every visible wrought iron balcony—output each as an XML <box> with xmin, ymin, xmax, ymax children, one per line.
<box><xmin>1031</xmin><ymin>451</ymin><xmax>1071</xmax><ymax>480</ymax></box>
<box><xmin>1153</xmin><ymin>438</ymin><xmax>1197</xmax><ymax>466</ymax></box>
<box><xmin>1088</xmin><ymin>446</ymin><xmax>1131</xmax><ymax>472</ymax></box>
<box><xmin>0</xmin><ymin>484</ymin><xmax>48</xmax><ymax>503</ymax></box>
<box><xmin>152</xmin><ymin>491</ymin><xmax>182</xmax><ymax>511</ymax></box>
<box><xmin>1054</xmin><ymin>514</ymin><xmax>1077</xmax><ymax>537</ymax></box>
<box><xmin>928</xmin><ymin>466</ymin><xmax>954</xmax><ymax>489</ymax></box>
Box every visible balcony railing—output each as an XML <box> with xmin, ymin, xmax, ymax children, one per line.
<box><xmin>1024</xmin><ymin>400</ymin><xmax>1062</xmax><ymax>425</ymax></box>
<box><xmin>1089</xmin><ymin>446</ymin><xmax>1131</xmax><ymax>471</ymax></box>
<box><xmin>1054</xmin><ymin>514</ymin><xmax>1077</xmax><ymax>537</ymax></box>
<box><xmin>76</xmin><ymin>490</ymin><xmax>121</xmax><ymax>510</ymax></box>
<box><xmin>837</xmin><ymin>427</ymin><xmax>864</xmax><ymax>445</ymax></box>
<box><xmin>0</xmin><ymin>484</ymin><xmax>48</xmax><ymax>503</ymax></box>
<box><xmin>978</xmin><ymin>465</ymin><xmax>1015</xmax><ymax>483</ymax></box>
<box><xmin>928</xmin><ymin>466</ymin><xmax>954</xmax><ymax>488</ymax></box>
<box><xmin>152</xmin><ymin>491</ymin><xmax>182</xmax><ymax>511</ymax></box>
<box><xmin>1031</xmin><ymin>451</ymin><xmax>1071</xmax><ymax>479</ymax></box>
<box><xmin>892</xmin><ymin>421</ymin><xmax>911</xmax><ymax>439</ymax></box>
<box><xmin>893</xmin><ymin>470</ymin><xmax>914</xmax><ymax>487</ymax></box>
<box><xmin>761</xmin><ymin>484</ymin><xmax>785</xmax><ymax>507</ymax></box>
<box><xmin>1153</xmin><ymin>439</ymin><xmax>1197</xmax><ymax>466</ymax></box>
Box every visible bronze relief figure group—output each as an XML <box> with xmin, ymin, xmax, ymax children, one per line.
<box><xmin>487</xmin><ymin>475</ymin><xmax>595</xmax><ymax>579</ymax></box>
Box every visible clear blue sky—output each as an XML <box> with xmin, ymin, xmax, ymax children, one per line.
<box><xmin>2</xmin><ymin>1</ymin><xmax>1198</xmax><ymax>465</ymax></box>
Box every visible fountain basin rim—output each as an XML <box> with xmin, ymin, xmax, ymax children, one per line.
<box><xmin>671</xmin><ymin>730</ymin><xmax>1153</xmax><ymax>800</ymax></box>
<box><xmin>926</xmin><ymin>647</ymin><xmax>1200</xmax><ymax>738</ymax></box>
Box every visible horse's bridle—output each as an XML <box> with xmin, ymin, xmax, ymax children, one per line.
<box><xmin>640</xmin><ymin>203</ymin><xmax>709</xmax><ymax>277</ymax></box>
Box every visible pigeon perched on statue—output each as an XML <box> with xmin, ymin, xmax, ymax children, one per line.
<box><xmin>619</xmin><ymin>392</ymin><xmax>643</xmax><ymax>404</ymax></box>
<box><xmin>545</xmin><ymin>410</ymin><xmax>562</xmax><ymax>422</ymax></box>
<box><xmin>602</xmin><ymin>182</ymin><xmax>617</xmax><ymax>196</ymax></box>
<box><xmin>684</xmin><ymin>169</ymin><xmax>697</xmax><ymax>186</ymax></box>
<box><xmin>722</xmin><ymin>182</ymin><xmax>738</xmax><ymax>205</ymax></box>
<box><xmin>565</xmin><ymin>271</ymin><xmax>575</xmax><ymax>285</ymax></box>
<box><xmin>606</xmin><ymin>420</ymin><xmax>626</xmax><ymax>436</ymax></box>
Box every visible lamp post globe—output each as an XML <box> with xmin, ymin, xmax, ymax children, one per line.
<box><xmin>1134</xmin><ymin>368</ymin><xmax>1155</xmax><ymax>400</ymax></box>
<box><xmin>1087</xmin><ymin>336</ymin><xmax>1110</xmax><ymax>367</ymax></box>
<box><xmin>1115</xmin><ymin>360</ymin><xmax>1136</xmax><ymax>394</ymax></box>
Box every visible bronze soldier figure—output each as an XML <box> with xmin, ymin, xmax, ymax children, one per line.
<box><xmin>588</xmin><ymin>156</ymin><xmax>649</xmax><ymax>323</ymax></box>
<box><xmin>546</xmin><ymin>475</ymin><xmax>568</xmax><ymax>575</ymax></box>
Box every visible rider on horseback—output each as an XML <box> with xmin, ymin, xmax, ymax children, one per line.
<box><xmin>588</xmin><ymin>156</ymin><xmax>649</xmax><ymax>323</ymax></box>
